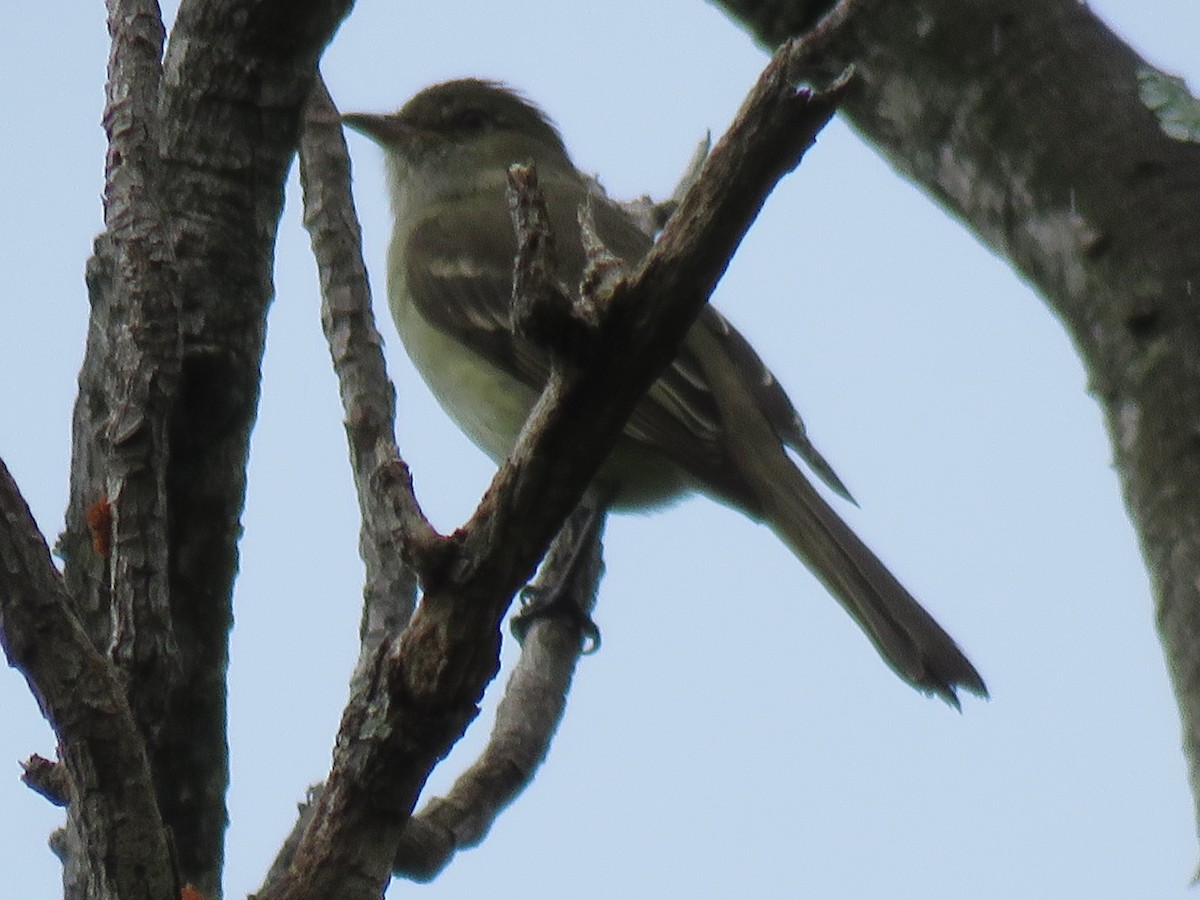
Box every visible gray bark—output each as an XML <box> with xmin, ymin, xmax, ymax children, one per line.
<box><xmin>6</xmin><ymin>0</ymin><xmax>1198</xmax><ymax>895</ymax></box>
<box><xmin>712</xmin><ymin>0</ymin><xmax>1200</xmax><ymax>853</ymax></box>
<box><xmin>54</xmin><ymin>0</ymin><xmax>355</xmax><ymax>895</ymax></box>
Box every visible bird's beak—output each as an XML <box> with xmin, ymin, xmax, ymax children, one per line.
<box><xmin>341</xmin><ymin>112</ymin><xmax>415</xmax><ymax>147</ymax></box>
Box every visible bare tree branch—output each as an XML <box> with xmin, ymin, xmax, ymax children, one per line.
<box><xmin>392</xmin><ymin>502</ymin><xmax>607</xmax><ymax>881</ymax></box>
<box><xmin>712</xmin><ymin>0</ymin><xmax>1200</xmax><ymax>858</ymax></box>
<box><xmin>269</xmin><ymin>81</ymin><xmax>611</xmax><ymax>890</ymax></box>
<box><xmin>100</xmin><ymin>0</ymin><xmax>182</xmax><ymax>735</ymax></box>
<box><xmin>257</xmin><ymin>74</ymin><xmax>422</xmax><ymax>896</ymax></box>
<box><xmin>297</xmin><ymin>76</ymin><xmax>419</xmax><ymax>692</ymax></box>
<box><xmin>53</xmin><ymin>0</ymin><xmax>182</xmax><ymax>892</ymax></box>
<box><xmin>59</xmin><ymin>1</ymin><xmax>357</xmax><ymax>894</ymax></box>
<box><xmin>0</xmin><ymin>457</ymin><xmax>175</xmax><ymax>899</ymax></box>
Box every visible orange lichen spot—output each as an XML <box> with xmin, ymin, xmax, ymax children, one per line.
<box><xmin>86</xmin><ymin>496</ymin><xmax>112</xmax><ymax>558</ymax></box>
<box><xmin>180</xmin><ymin>885</ymin><xmax>204</xmax><ymax>900</ymax></box>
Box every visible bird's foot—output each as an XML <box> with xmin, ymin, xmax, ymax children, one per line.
<box><xmin>510</xmin><ymin>582</ymin><xmax>601</xmax><ymax>654</ymax></box>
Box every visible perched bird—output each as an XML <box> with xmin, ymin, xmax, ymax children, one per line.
<box><xmin>343</xmin><ymin>79</ymin><xmax>985</xmax><ymax>705</ymax></box>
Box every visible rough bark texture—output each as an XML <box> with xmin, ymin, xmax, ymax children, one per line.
<box><xmin>0</xmin><ymin>461</ymin><xmax>176</xmax><ymax>900</ymax></box>
<box><xmin>297</xmin><ymin>79</ymin><xmax>419</xmax><ymax>693</ymax></box>
<box><xmin>712</xmin><ymin>0</ymin><xmax>1200</xmax><ymax>850</ymax></box>
<box><xmin>390</xmin><ymin>501</ymin><xmax>607</xmax><ymax>882</ymax></box>
<box><xmin>56</xmin><ymin>1</ymin><xmax>355</xmax><ymax>895</ymax></box>
<box><xmin>11</xmin><ymin>0</ymin><xmax>1197</xmax><ymax>894</ymax></box>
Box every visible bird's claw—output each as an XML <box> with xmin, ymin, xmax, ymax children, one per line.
<box><xmin>511</xmin><ymin>584</ymin><xmax>601</xmax><ymax>654</ymax></box>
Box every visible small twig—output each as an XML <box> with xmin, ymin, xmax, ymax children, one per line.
<box><xmin>613</xmin><ymin>131</ymin><xmax>712</xmax><ymax>235</ymax></box>
<box><xmin>20</xmin><ymin>755</ymin><xmax>71</xmax><ymax>808</ymax></box>
<box><xmin>507</xmin><ymin>163</ymin><xmax>599</xmax><ymax>361</ymax></box>
<box><xmin>670</xmin><ymin>132</ymin><xmax>713</xmax><ymax>207</ymax></box>
<box><xmin>577</xmin><ymin>198</ymin><xmax>629</xmax><ymax>307</ymax></box>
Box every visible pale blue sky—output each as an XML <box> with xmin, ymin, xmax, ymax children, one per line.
<box><xmin>2</xmin><ymin>2</ymin><xmax>1199</xmax><ymax>897</ymax></box>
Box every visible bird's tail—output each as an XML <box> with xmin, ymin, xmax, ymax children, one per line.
<box><xmin>763</xmin><ymin>464</ymin><xmax>987</xmax><ymax>707</ymax></box>
<box><xmin>686</xmin><ymin>320</ymin><xmax>985</xmax><ymax>706</ymax></box>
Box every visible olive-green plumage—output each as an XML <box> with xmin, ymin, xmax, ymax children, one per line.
<box><xmin>343</xmin><ymin>79</ymin><xmax>985</xmax><ymax>705</ymax></box>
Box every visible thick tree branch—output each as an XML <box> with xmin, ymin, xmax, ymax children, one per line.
<box><xmin>0</xmin><ymin>457</ymin><xmax>175</xmax><ymax>900</ymax></box>
<box><xmin>261</xmin><ymin>505</ymin><xmax>606</xmax><ymax>890</ymax></box>
<box><xmin>61</xmin><ymin>1</ymin><xmax>357</xmax><ymax>894</ymax></box>
<box><xmin>99</xmin><ymin>0</ymin><xmax>182</xmax><ymax>740</ymax></box>
<box><xmin>54</xmin><ymin>1</ymin><xmax>181</xmax><ymax>892</ymax></box>
<box><xmin>712</xmin><ymin>0</ymin><xmax>1200</xmax><ymax>857</ymax></box>
<box><xmin>259</xmin><ymin>10</ymin><xmax>852</xmax><ymax>896</ymax></box>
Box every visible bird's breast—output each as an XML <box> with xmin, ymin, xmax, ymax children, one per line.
<box><xmin>389</xmin><ymin>278</ymin><xmax>536</xmax><ymax>464</ymax></box>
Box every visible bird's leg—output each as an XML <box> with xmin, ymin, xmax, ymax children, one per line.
<box><xmin>510</xmin><ymin>493</ymin><xmax>611</xmax><ymax>654</ymax></box>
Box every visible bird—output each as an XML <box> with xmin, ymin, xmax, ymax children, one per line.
<box><xmin>342</xmin><ymin>78</ymin><xmax>986</xmax><ymax>706</ymax></box>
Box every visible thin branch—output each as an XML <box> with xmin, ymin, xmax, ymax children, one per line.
<box><xmin>297</xmin><ymin>75</ymin><xmax>419</xmax><ymax>686</ymax></box>
<box><xmin>258</xmin><ymin>74</ymin><xmax>423</xmax><ymax>896</ymax></box>
<box><xmin>0</xmin><ymin>456</ymin><xmax>175</xmax><ymax>899</ymax></box>
<box><xmin>392</xmin><ymin>502</ymin><xmax>607</xmax><ymax>881</ymax></box>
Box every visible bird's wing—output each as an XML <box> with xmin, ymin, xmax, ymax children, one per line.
<box><xmin>693</xmin><ymin>308</ymin><xmax>853</xmax><ymax>502</ymax></box>
<box><xmin>402</xmin><ymin>181</ymin><xmax>850</xmax><ymax>503</ymax></box>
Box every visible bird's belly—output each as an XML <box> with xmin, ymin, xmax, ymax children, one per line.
<box><xmin>395</xmin><ymin>299</ymin><xmax>535</xmax><ymax>463</ymax></box>
<box><xmin>393</xmin><ymin>290</ymin><xmax>692</xmax><ymax>510</ymax></box>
